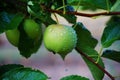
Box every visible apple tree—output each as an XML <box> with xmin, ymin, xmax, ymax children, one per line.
<box><xmin>0</xmin><ymin>0</ymin><xmax>120</xmax><ymax>80</ymax></box>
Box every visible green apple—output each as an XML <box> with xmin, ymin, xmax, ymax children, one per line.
<box><xmin>23</xmin><ymin>19</ymin><xmax>41</xmax><ymax>39</ymax></box>
<box><xmin>43</xmin><ymin>24</ymin><xmax>77</xmax><ymax>54</ymax></box>
<box><xmin>5</xmin><ymin>29</ymin><xmax>20</xmax><ymax>47</ymax></box>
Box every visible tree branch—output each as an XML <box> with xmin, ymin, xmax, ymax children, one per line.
<box><xmin>75</xmin><ymin>47</ymin><xmax>115</xmax><ymax>80</ymax></box>
<box><xmin>45</xmin><ymin>8</ymin><xmax>120</xmax><ymax>17</ymax></box>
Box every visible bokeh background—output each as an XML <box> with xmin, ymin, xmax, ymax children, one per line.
<box><xmin>0</xmin><ymin>15</ymin><xmax>120</xmax><ymax>80</ymax></box>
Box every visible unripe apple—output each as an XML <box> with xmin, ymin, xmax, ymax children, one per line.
<box><xmin>43</xmin><ymin>24</ymin><xmax>77</xmax><ymax>54</ymax></box>
<box><xmin>23</xmin><ymin>19</ymin><xmax>41</xmax><ymax>39</ymax></box>
<box><xmin>5</xmin><ymin>29</ymin><xmax>20</xmax><ymax>47</ymax></box>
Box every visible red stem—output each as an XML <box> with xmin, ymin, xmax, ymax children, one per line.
<box><xmin>45</xmin><ymin>8</ymin><xmax>120</xmax><ymax>17</ymax></box>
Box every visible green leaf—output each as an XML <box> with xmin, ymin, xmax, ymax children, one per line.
<box><xmin>111</xmin><ymin>0</ymin><xmax>120</xmax><ymax>11</ymax></box>
<box><xmin>68</xmin><ymin>0</ymin><xmax>112</xmax><ymax>10</ymax></box>
<box><xmin>7</xmin><ymin>13</ymin><xmax>25</xmax><ymax>29</ymax></box>
<box><xmin>102</xmin><ymin>50</ymin><xmax>120</xmax><ymax>63</ymax></box>
<box><xmin>60</xmin><ymin>75</ymin><xmax>89</xmax><ymax>80</ymax></box>
<box><xmin>78</xmin><ymin>48</ymin><xmax>105</xmax><ymax>80</ymax></box>
<box><xmin>0</xmin><ymin>67</ymin><xmax>48</xmax><ymax>80</ymax></box>
<box><xmin>0</xmin><ymin>64</ymin><xmax>24</xmax><ymax>77</ymax></box>
<box><xmin>18</xmin><ymin>22</ymin><xmax>42</xmax><ymax>58</ymax></box>
<box><xmin>0</xmin><ymin>12</ymin><xmax>24</xmax><ymax>34</ymax></box>
<box><xmin>74</xmin><ymin>22</ymin><xmax>105</xmax><ymax>80</ymax></box>
<box><xmin>0</xmin><ymin>12</ymin><xmax>13</xmax><ymax>33</ymax></box>
<box><xmin>74</xmin><ymin>22</ymin><xmax>98</xmax><ymax>48</ymax></box>
<box><xmin>101</xmin><ymin>16</ymin><xmax>120</xmax><ymax>48</ymax></box>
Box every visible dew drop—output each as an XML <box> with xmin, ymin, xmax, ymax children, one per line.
<box><xmin>49</xmin><ymin>28</ymin><xmax>53</xmax><ymax>32</ymax></box>
<box><xmin>60</xmin><ymin>33</ymin><xmax>63</xmax><ymax>36</ymax></box>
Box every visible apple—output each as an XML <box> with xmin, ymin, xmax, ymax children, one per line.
<box><xmin>43</xmin><ymin>24</ymin><xmax>77</xmax><ymax>54</ymax></box>
<box><xmin>23</xmin><ymin>19</ymin><xmax>42</xmax><ymax>39</ymax></box>
<box><xmin>5</xmin><ymin>19</ymin><xmax>42</xmax><ymax>47</ymax></box>
<box><xmin>5</xmin><ymin>29</ymin><xmax>20</xmax><ymax>47</ymax></box>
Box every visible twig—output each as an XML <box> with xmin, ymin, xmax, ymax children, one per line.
<box><xmin>45</xmin><ymin>8</ymin><xmax>120</xmax><ymax>17</ymax></box>
<box><xmin>3</xmin><ymin>0</ymin><xmax>120</xmax><ymax>17</ymax></box>
<box><xmin>75</xmin><ymin>47</ymin><xmax>115</xmax><ymax>80</ymax></box>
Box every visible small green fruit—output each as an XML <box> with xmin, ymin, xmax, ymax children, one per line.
<box><xmin>43</xmin><ymin>24</ymin><xmax>77</xmax><ymax>54</ymax></box>
<box><xmin>5</xmin><ymin>29</ymin><xmax>20</xmax><ymax>47</ymax></box>
<box><xmin>23</xmin><ymin>19</ymin><xmax>41</xmax><ymax>39</ymax></box>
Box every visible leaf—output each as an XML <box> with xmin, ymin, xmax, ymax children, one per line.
<box><xmin>102</xmin><ymin>50</ymin><xmax>120</xmax><ymax>63</ymax></box>
<box><xmin>0</xmin><ymin>12</ymin><xmax>13</xmax><ymax>33</ymax></box>
<box><xmin>74</xmin><ymin>22</ymin><xmax>105</xmax><ymax>80</ymax></box>
<box><xmin>77</xmin><ymin>48</ymin><xmax>105</xmax><ymax>80</ymax></box>
<box><xmin>60</xmin><ymin>75</ymin><xmax>89</xmax><ymax>80</ymax></box>
<box><xmin>0</xmin><ymin>64</ymin><xmax>24</xmax><ymax>77</ymax></box>
<box><xmin>18</xmin><ymin>23</ymin><xmax>42</xmax><ymax>58</ymax></box>
<box><xmin>7</xmin><ymin>13</ymin><xmax>25</xmax><ymax>29</ymax></box>
<box><xmin>101</xmin><ymin>16</ymin><xmax>120</xmax><ymax>48</ymax></box>
<box><xmin>74</xmin><ymin>22</ymin><xmax>98</xmax><ymax>48</ymax></box>
<box><xmin>0</xmin><ymin>67</ymin><xmax>48</xmax><ymax>80</ymax></box>
<box><xmin>111</xmin><ymin>0</ymin><xmax>120</xmax><ymax>11</ymax></box>
<box><xmin>60</xmin><ymin>6</ymin><xmax>77</xmax><ymax>24</ymax></box>
<box><xmin>28</xmin><ymin>2</ymin><xmax>56</xmax><ymax>26</ymax></box>
<box><xmin>0</xmin><ymin>12</ymin><xmax>24</xmax><ymax>34</ymax></box>
<box><xmin>67</xmin><ymin>0</ymin><xmax>112</xmax><ymax>10</ymax></box>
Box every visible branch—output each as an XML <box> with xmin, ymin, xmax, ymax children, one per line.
<box><xmin>75</xmin><ymin>47</ymin><xmax>115</xmax><ymax>80</ymax></box>
<box><xmin>45</xmin><ymin>8</ymin><xmax>120</xmax><ymax>17</ymax></box>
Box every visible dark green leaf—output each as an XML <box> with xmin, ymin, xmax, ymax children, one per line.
<box><xmin>7</xmin><ymin>13</ymin><xmax>25</xmax><ymax>29</ymax></box>
<box><xmin>102</xmin><ymin>50</ymin><xmax>120</xmax><ymax>63</ymax></box>
<box><xmin>39</xmin><ymin>0</ymin><xmax>53</xmax><ymax>6</ymax></box>
<box><xmin>40</xmin><ymin>13</ymin><xmax>56</xmax><ymax>26</ymax></box>
<box><xmin>0</xmin><ymin>12</ymin><xmax>24</xmax><ymax>34</ymax></box>
<box><xmin>74</xmin><ymin>22</ymin><xmax>104</xmax><ymax>80</ymax></box>
<box><xmin>0</xmin><ymin>12</ymin><xmax>13</xmax><ymax>33</ymax></box>
<box><xmin>18</xmin><ymin>22</ymin><xmax>42</xmax><ymax>58</ymax></box>
<box><xmin>77</xmin><ymin>47</ymin><xmax>105</xmax><ymax>80</ymax></box>
<box><xmin>0</xmin><ymin>67</ymin><xmax>48</xmax><ymax>80</ymax></box>
<box><xmin>111</xmin><ymin>0</ymin><xmax>120</xmax><ymax>11</ymax></box>
<box><xmin>0</xmin><ymin>64</ymin><xmax>24</xmax><ymax>77</ymax></box>
<box><xmin>0</xmin><ymin>0</ymin><xmax>27</xmax><ymax>13</ymax></box>
<box><xmin>74</xmin><ymin>22</ymin><xmax>98</xmax><ymax>48</ymax></box>
<box><xmin>68</xmin><ymin>0</ymin><xmax>112</xmax><ymax>10</ymax></box>
<box><xmin>101</xmin><ymin>16</ymin><xmax>120</xmax><ymax>48</ymax></box>
<box><xmin>60</xmin><ymin>75</ymin><xmax>89</xmax><ymax>80</ymax></box>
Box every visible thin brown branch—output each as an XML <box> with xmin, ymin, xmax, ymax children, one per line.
<box><xmin>75</xmin><ymin>47</ymin><xmax>115</xmax><ymax>80</ymax></box>
<box><xmin>45</xmin><ymin>8</ymin><xmax>120</xmax><ymax>17</ymax></box>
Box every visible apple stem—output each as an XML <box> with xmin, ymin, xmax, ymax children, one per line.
<box><xmin>53</xmin><ymin>13</ymin><xmax>59</xmax><ymax>24</ymax></box>
<box><xmin>75</xmin><ymin>0</ymin><xmax>81</xmax><ymax>12</ymax></box>
<box><xmin>95</xmin><ymin>47</ymin><xmax>103</xmax><ymax>63</ymax></box>
<box><xmin>56</xmin><ymin>5</ymin><xmax>68</xmax><ymax>11</ymax></box>
<box><xmin>106</xmin><ymin>0</ymin><xmax>110</xmax><ymax>13</ymax></box>
<box><xmin>62</xmin><ymin>0</ymin><xmax>66</xmax><ymax>14</ymax></box>
<box><xmin>72</xmin><ymin>23</ymin><xmax>78</xmax><ymax>29</ymax></box>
